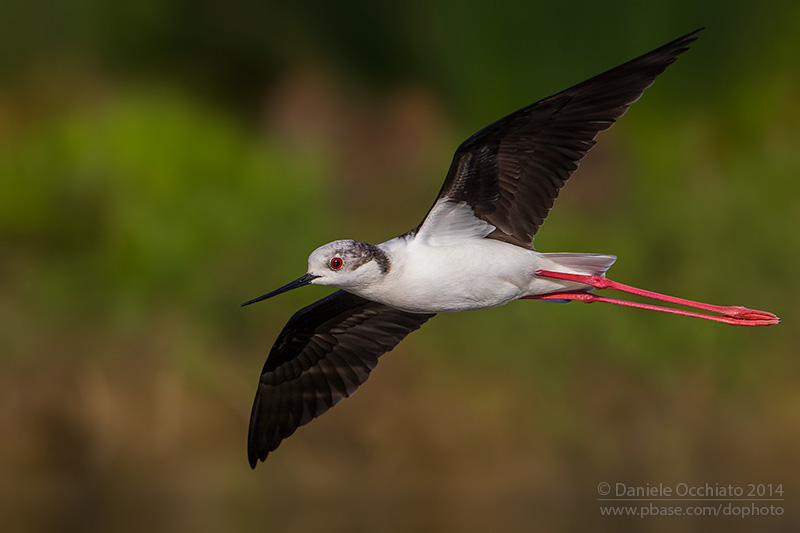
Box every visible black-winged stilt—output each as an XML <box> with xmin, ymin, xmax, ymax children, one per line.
<box><xmin>241</xmin><ymin>29</ymin><xmax>779</xmax><ymax>468</ymax></box>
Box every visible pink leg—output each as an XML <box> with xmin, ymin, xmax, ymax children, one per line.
<box><xmin>523</xmin><ymin>270</ymin><xmax>780</xmax><ymax>326</ymax></box>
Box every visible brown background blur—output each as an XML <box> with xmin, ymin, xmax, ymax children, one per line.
<box><xmin>1</xmin><ymin>1</ymin><xmax>799</xmax><ymax>531</ymax></box>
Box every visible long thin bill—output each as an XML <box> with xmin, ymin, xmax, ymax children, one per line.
<box><xmin>241</xmin><ymin>273</ymin><xmax>320</xmax><ymax>307</ymax></box>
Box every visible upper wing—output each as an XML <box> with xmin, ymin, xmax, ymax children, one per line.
<box><xmin>248</xmin><ymin>290</ymin><xmax>435</xmax><ymax>467</ymax></box>
<box><xmin>415</xmin><ymin>29</ymin><xmax>702</xmax><ymax>248</ymax></box>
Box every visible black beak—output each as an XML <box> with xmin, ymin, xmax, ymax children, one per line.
<box><xmin>240</xmin><ymin>273</ymin><xmax>320</xmax><ymax>307</ymax></box>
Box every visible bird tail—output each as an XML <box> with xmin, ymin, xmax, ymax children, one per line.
<box><xmin>539</xmin><ymin>252</ymin><xmax>617</xmax><ymax>277</ymax></box>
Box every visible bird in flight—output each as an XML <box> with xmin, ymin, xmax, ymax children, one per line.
<box><xmin>241</xmin><ymin>29</ymin><xmax>779</xmax><ymax>468</ymax></box>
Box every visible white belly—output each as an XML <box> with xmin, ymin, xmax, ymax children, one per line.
<box><xmin>357</xmin><ymin>239</ymin><xmax>535</xmax><ymax>313</ymax></box>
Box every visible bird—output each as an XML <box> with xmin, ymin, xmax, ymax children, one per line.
<box><xmin>241</xmin><ymin>28</ymin><xmax>779</xmax><ymax>468</ymax></box>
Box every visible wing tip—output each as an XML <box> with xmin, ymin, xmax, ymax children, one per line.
<box><xmin>658</xmin><ymin>27</ymin><xmax>704</xmax><ymax>60</ymax></box>
<box><xmin>248</xmin><ymin>452</ymin><xmax>260</xmax><ymax>469</ymax></box>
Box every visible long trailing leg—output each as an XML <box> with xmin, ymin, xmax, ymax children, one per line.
<box><xmin>523</xmin><ymin>270</ymin><xmax>780</xmax><ymax>326</ymax></box>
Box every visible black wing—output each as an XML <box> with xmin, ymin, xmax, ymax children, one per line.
<box><xmin>418</xmin><ymin>29</ymin><xmax>702</xmax><ymax>248</ymax></box>
<box><xmin>248</xmin><ymin>290</ymin><xmax>435</xmax><ymax>467</ymax></box>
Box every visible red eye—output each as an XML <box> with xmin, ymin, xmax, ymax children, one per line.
<box><xmin>330</xmin><ymin>257</ymin><xmax>343</xmax><ymax>270</ymax></box>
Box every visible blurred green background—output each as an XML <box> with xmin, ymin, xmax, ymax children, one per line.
<box><xmin>1</xmin><ymin>1</ymin><xmax>798</xmax><ymax>531</ymax></box>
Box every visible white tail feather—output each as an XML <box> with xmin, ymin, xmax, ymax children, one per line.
<box><xmin>539</xmin><ymin>253</ymin><xmax>617</xmax><ymax>277</ymax></box>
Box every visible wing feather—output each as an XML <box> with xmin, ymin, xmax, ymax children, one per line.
<box><xmin>416</xmin><ymin>29</ymin><xmax>702</xmax><ymax>248</ymax></box>
<box><xmin>248</xmin><ymin>290</ymin><xmax>434</xmax><ymax>467</ymax></box>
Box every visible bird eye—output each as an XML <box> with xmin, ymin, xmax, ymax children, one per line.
<box><xmin>330</xmin><ymin>257</ymin><xmax>343</xmax><ymax>270</ymax></box>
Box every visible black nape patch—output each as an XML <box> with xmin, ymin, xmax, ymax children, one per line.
<box><xmin>338</xmin><ymin>240</ymin><xmax>391</xmax><ymax>274</ymax></box>
<box><xmin>368</xmin><ymin>244</ymin><xmax>391</xmax><ymax>274</ymax></box>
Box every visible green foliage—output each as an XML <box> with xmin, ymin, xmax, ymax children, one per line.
<box><xmin>1</xmin><ymin>88</ymin><xmax>332</xmax><ymax>327</ymax></box>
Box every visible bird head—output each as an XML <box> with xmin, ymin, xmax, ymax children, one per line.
<box><xmin>241</xmin><ymin>240</ymin><xmax>389</xmax><ymax>306</ymax></box>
